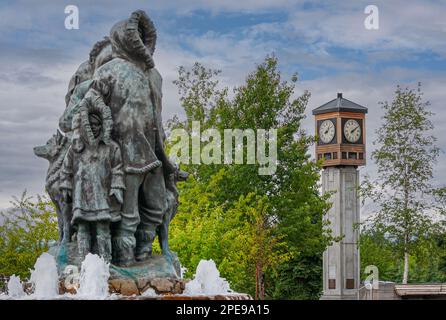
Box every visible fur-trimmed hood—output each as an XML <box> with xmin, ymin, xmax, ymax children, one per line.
<box><xmin>71</xmin><ymin>87</ymin><xmax>113</xmax><ymax>149</ymax></box>
<box><xmin>65</xmin><ymin>61</ymin><xmax>93</xmax><ymax>107</ymax></box>
<box><xmin>109</xmin><ymin>10</ymin><xmax>157</xmax><ymax>70</ymax></box>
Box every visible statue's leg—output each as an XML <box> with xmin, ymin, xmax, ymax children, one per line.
<box><xmin>113</xmin><ymin>173</ymin><xmax>143</xmax><ymax>266</ymax></box>
<box><xmin>135</xmin><ymin>166</ymin><xmax>167</xmax><ymax>261</ymax></box>
<box><xmin>96</xmin><ymin>221</ymin><xmax>112</xmax><ymax>263</ymax></box>
<box><xmin>77</xmin><ymin>222</ymin><xmax>91</xmax><ymax>261</ymax></box>
<box><xmin>61</xmin><ymin>201</ymin><xmax>72</xmax><ymax>243</ymax></box>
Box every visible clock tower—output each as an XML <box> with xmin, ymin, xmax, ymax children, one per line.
<box><xmin>313</xmin><ymin>93</ymin><xmax>367</xmax><ymax>300</ymax></box>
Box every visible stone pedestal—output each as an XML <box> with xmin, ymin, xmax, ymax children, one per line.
<box><xmin>320</xmin><ymin>166</ymin><xmax>360</xmax><ymax>300</ymax></box>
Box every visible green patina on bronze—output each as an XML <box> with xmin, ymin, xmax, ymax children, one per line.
<box><xmin>34</xmin><ymin>10</ymin><xmax>188</xmax><ymax>278</ymax></box>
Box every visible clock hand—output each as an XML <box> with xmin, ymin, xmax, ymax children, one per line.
<box><xmin>350</xmin><ymin>126</ymin><xmax>359</xmax><ymax>134</ymax></box>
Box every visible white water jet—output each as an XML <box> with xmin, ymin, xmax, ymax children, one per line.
<box><xmin>7</xmin><ymin>275</ymin><xmax>25</xmax><ymax>298</ymax></box>
<box><xmin>183</xmin><ymin>259</ymin><xmax>233</xmax><ymax>295</ymax></box>
<box><xmin>141</xmin><ymin>287</ymin><xmax>157</xmax><ymax>297</ymax></box>
<box><xmin>30</xmin><ymin>252</ymin><xmax>59</xmax><ymax>298</ymax></box>
<box><xmin>180</xmin><ymin>265</ymin><xmax>188</xmax><ymax>279</ymax></box>
<box><xmin>77</xmin><ymin>253</ymin><xmax>110</xmax><ymax>299</ymax></box>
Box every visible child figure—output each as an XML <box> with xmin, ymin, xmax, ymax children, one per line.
<box><xmin>60</xmin><ymin>81</ymin><xmax>124</xmax><ymax>262</ymax></box>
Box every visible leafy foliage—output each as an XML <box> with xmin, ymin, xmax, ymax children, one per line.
<box><xmin>0</xmin><ymin>191</ymin><xmax>58</xmax><ymax>279</ymax></box>
<box><xmin>360</xmin><ymin>229</ymin><xmax>446</xmax><ymax>283</ymax></box>
<box><xmin>360</xmin><ymin>84</ymin><xmax>442</xmax><ymax>283</ymax></box>
<box><xmin>168</xmin><ymin>56</ymin><xmax>332</xmax><ymax>298</ymax></box>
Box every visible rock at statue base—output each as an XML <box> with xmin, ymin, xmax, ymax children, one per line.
<box><xmin>108</xmin><ymin>277</ymin><xmax>188</xmax><ymax>296</ymax></box>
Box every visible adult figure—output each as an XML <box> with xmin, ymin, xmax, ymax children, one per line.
<box><xmin>90</xmin><ymin>10</ymin><xmax>174</xmax><ymax>266</ymax></box>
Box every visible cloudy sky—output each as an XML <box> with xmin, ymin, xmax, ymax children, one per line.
<box><xmin>0</xmin><ymin>0</ymin><xmax>445</xmax><ymax>212</ymax></box>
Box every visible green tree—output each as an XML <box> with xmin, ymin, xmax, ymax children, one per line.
<box><xmin>360</xmin><ymin>229</ymin><xmax>402</xmax><ymax>282</ymax></box>
<box><xmin>0</xmin><ymin>191</ymin><xmax>58</xmax><ymax>279</ymax></box>
<box><xmin>168</xmin><ymin>168</ymin><xmax>291</xmax><ymax>296</ymax></box>
<box><xmin>360</xmin><ymin>228</ymin><xmax>446</xmax><ymax>283</ymax></box>
<box><xmin>361</xmin><ymin>84</ymin><xmax>441</xmax><ymax>284</ymax></box>
<box><xmin>168</xmin><ymin>56</ymin><xmax>332</xmax><ymax>298</ymax></box>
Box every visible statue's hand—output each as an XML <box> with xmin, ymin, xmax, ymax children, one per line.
<box><xmin>110</xmin><ymin>188</ymin><xmax>124</xmax><ymax>204</ymax></box>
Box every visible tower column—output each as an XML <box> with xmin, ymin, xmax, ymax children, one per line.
<box><xmin>321</xmin><ymin>166</ymin><xmax>360</xmax><ymax>300</ymax></box>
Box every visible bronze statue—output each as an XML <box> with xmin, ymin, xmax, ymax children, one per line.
<box><xmin>34</xmin><ymin>10</ymin><xmax>186</xmax><ymax>273</ymax></box>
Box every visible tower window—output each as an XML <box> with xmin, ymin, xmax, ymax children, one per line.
<box><xmin>346</xmin><ymin>279</ymin><xmax>355</xmax><ymax>289</ymax></box>
<box><xmin>342</xmin><ymin>152</ymin><xmax>347</xmax><ymax>159</ymax></box>
<box><xmin>348</xmin><ymin>152</ymin><xmax>357</xmax><ymax>160</ymax></box>
<box><xmin>324</xmin><ymin>153</ymin><xmax>331</xmax><ymax>160</ymax></box>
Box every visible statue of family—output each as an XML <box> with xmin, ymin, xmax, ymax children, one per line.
<box><xmin>33</xmin><ymin>10</ymin><xmax>188</xmax><ymax>268</ymax></box>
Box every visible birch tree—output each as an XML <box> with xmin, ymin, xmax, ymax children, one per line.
<box><xmin>363</xmin><ymin>84</ymin><xmax>439</xmax><ymax>284</ymax></box>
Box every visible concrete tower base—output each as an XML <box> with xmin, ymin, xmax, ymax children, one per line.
<box><xmin>320</xmin><ymin>166</ymin><xmax>360</xmax><ymax>300</ymax></box>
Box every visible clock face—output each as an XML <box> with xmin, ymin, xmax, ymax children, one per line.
<box><xmin>343</xmin><ymin>119</ymin><xmax>361</xmax><ymax>143</ymax></box>
<box><xmin>319</xmin><ymin>120</ymin><xmax>335</xmax><ymax>144</ymax></box>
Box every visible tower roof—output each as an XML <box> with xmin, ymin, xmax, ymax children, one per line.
<box><xmin>312</xmin><ymin>93</ymin><xmax>368</xmax><ymax>115</ymax></box>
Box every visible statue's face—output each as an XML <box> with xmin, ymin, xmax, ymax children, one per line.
<box><xmin>89</xmin><ymin>115</ymin><xmax>102</xmax><ymax>138</ymax></box>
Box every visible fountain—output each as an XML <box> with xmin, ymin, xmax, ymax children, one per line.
<box><xmin>77</xmin><ymin>253</ymin><xmax>110</xmax><ymax>299</ymax></box>
<box><xmin>184</xmin><ymin>260</ymin><xmax>232</xmax><ymax>296</ymax></box>
<box><xmin>7</xmin><ymin>275</ymin><xmax>25</xmax><ymax>298</ymax></box>
<box><xmin>29</xmin><ymin>252</ymin><xmax>59</xmax><ymax>298</ymax></box>
<box><xmin>1</xmin><ymin>252</ymin><xmax>250</xmax><ymax>300</ymax></box>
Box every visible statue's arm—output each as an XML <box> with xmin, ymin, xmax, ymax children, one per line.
<box><xmin>152</xmin><ymin>68</ymin><xmax>165</xmax><ymax>140</ymax></box>
<box><xmin>110</xmin><ymin>144</ymin><xmax>125</xmax><ymax>204</ymax></box>
<box><xmin>110</xmin><ymin>144</ymin><xmax>125</xmax><ymax>191</ymax></box>
<box><xmin>148</xmin><ymin>69</ymin><xmax>175</xmax><ymax>174</ymax></box>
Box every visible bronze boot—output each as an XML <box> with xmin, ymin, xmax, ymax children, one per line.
<box><xmin>112</xmin><ymin>234</ymin><xmax>136</xmax><ymax>267</ymax></box>
<box><xmin>135</xmin><ymin>226</ymin><xmax>156</xmax><ymax>262</ymax></box>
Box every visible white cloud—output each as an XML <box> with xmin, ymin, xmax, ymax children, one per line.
<box><xmin>0</xmin><ymin>0</ymin><xmax>445</xmax><ymax>211</ymax></box>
